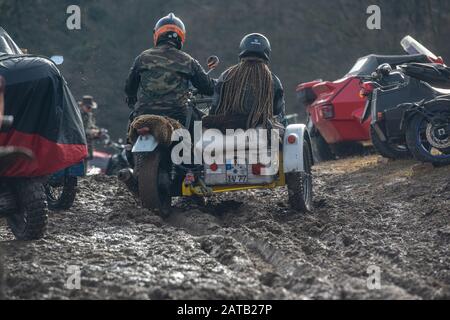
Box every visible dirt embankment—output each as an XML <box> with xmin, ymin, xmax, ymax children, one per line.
<box><xmin>0</xmin><ymin>155</ymin><xmax>449</xmax><ymax>299</ymax></box>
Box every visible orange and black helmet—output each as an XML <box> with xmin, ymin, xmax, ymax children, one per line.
<box><xmin>153</xmin><ymin>13</ymin><xmax>186</xmax><ymax>49</ymax></box>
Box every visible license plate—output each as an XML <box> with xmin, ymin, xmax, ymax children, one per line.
<box><xmin>226</xmin><ymin>162</ymin><xmax>248</xmax><ymax>184</ymax></box>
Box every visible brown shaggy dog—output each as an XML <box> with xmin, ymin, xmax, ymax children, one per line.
<box><xmin>128</xmin><ymin>115</ymin><xmax>183</xmax><ymax>145</ymax></box>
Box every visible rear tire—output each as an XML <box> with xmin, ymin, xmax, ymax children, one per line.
<box><xmin>8</xmin><ymin>180</ymin><xmax>48</xmax><ymax>240</ymax></box>
<box><xmin>286</xmin><ymin>139</ymin><xmax>313</xmax><ymax>213</ymax></box>
<box><xmin>405</xmin><ymin>104</ymin><xmax>450</xmax><ymax>166</ymax></box>
<box><xmin>45</xmin><ymin>176</ymin><xmax>78</xmax><ymax>211</ymax></box>
<box><xmin>370</xmin><ymin>126</ymin><xmax>410</xmax><ymax>159</ymax></box>
<box><xmin>311</xmin><ymin>132</ymin><xmax>335</xmax><ymax>163</ymax></box>
<box><xmin>135</xmin><ymin>151</ymin><xmax>172</xmax><ymax>216</ymax></box>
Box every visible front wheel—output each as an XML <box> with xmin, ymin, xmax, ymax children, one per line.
<box><xmin>8</xmin><ymin>180</ymin><xmax>48</xmax><ymax>240</ymax></box>
<box><xmin>370</xmin><ymin>126</ymin><xmax>410</xmax><ymax>159</ymax></box>
<box><xmin>135</xmin><ymin>151</ymin><xmax>172</xmax><ymax>215</ymax></box>
<box><xmin>405</xmin><ymin>104</ymin><xmax>450</xmax><ymax>166</ymax></box>
<box><xmin>286</xmin><ymin>139</ymin><xmax>313</xmax><ymax>213</ymax></box>
<box><xmin>45</xmin><ymin>176</ymin><xmax>78</xmax><ymax>211</ymax></box>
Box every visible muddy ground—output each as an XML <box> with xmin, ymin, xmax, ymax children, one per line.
<box><xmin>0</xmin><ymin>155</ymin><xmax>449</xmax><ymax>300</ymax></box>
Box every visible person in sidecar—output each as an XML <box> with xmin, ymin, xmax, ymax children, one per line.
<box><xmin>208</xmin><ymin>33</ymin><xmax>287</xmax><ymax>132</ymax></box>
<box><xmin>125</xmin><ymin>13</ymin><xmax>215</xmax><ymax>128</ymax></box>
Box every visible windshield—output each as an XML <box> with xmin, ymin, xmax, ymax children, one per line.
<box><xmin>401</xmin><ymin>35</ymin><xmax>438</xmax><ymax>60</ymax></box>
<box><xmin>348</xmin><ymin>57</ymin><xmax>369</xmax><ymax>75</ymax></box>
<box><xmin>0</xmin><ymin>28</ymin><xmax>23</xmax><ymax>56</ymax></box>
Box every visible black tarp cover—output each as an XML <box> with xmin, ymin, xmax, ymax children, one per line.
<box><xmin>0</xmin><ymin>28</ymin><xmax>87</xmax><ymax>177</ymax></box>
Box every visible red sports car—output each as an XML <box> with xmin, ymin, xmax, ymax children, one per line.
<box><xmin>296</xmin><ymin>36</ymin><xmax>442</xmax><ymax>161</ymax></box>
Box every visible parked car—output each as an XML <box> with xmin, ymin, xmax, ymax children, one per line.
<box><xmin>296</xmin><ymin>36</ymin><xmax>442</xmax><ymax>162</ymax></box>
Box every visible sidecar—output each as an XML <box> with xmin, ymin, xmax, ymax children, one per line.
<box><xmin>128</xmin><ymin>120</ymin><xmax>313</xmax><ymax>214</ymax></box>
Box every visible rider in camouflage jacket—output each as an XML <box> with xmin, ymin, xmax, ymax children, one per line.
<box><xmin>125</xmin><ymin>13</ymin><xmax>215</xmax><ymax>127</ymax></box>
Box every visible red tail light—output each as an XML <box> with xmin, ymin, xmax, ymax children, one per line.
<box><xmin>137</xmin><ymin>127</ymin><xmax>150</xmax><ymax>136</ymax></box>
<box><xmin>319</xmin><ymin>104</ymin><xmax>335</xmax><ymax>119</ymax></box>
<box><xmin>252</xmin><ymin>164</ymin><xmax>265</xmax><ymax>176</ymax></box>
<box><xmin>210</xmin><ymin>163</ymin><xmax>218</xmax><ymax>172</ymax></box>
<box><xmin>428</xmin><ymin>56</ymin><xmax>445</xmax><ymax>65</ymax></box>
<box><xmin>287</xmin><ymin>135</ymin><xmax>297</xmax><ymax>144</ymax></box>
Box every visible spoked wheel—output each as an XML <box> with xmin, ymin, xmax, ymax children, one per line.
<box><xmin>8</xmin><ymin>180</ymin><xmax>48</xmax><ymax>240</ymax></box>
<box><xmin>135</xmin><ymin>150</ymin><xmax>172</xmax><ymax>216</ymax></box>
<box><xmin>45</xmin><ymin>176</ymin><xmax>78</xmax><ymax>211</ymax></box>
<box><xmin>370</xmin><ymin>126</ymin><xmax>410</xmax><ymax>159</ymax></box>
<box><xmin>405</xmin><ymin>104</ymin><xmax>450</xmax><ymax>166</ymax></box>
<box><xmin>286</xmin><ymin>139</ymin><xmax>313</xmax><ymax>213</ymax></box>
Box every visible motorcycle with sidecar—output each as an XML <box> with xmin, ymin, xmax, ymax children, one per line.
<box><xmin>120</xmin><ymin>57</ymin><xmax>314</xmax><ymax>215</ymax></box>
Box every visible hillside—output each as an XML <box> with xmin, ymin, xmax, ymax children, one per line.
<box><xmin>1</xmin><ymin>0</ymin><xmax>450</xmax><ymax>138</ymax></box>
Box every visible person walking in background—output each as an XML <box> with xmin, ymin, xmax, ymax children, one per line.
<box><xmin>78</xmin><ymin>95</ymin><xmax>101</xmax><ymax>161</ymax></box>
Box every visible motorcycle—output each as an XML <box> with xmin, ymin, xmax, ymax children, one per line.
<box><xmin>361</xmin><ymin>36</ymin><xmax>450</xmax><ymax>164</ymax></box>
<box><xmin>44</xmin><ymin>161</ymin><xmax>84</xmax><ymax>211</ymax></box>
<box><xmin>103</xmin><ymin>132</ymin><xmax>130</xmax><ymax>176</ymax></box>
<box><xmin>120</xmin><ymin>56</ymin><xmax>314</xmax><ymax>215</ymax></box>
<box><xmin>297</xmin><ymin>35</ymin><xmax>435</xmax><ymax>162</ymax></box>
<box><xmin>0</xmin><ymin>80</ymin><xmax>48</xmax><ymax>240</ymax></box>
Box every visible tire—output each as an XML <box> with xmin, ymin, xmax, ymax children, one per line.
<box><xmin>332</xmin><ymin>142</ymin><xmax>365</xmax><ymax>159</ymax></box>
<box><xmin>7</xmin><ymin>180</ymin><xmax>48</xmax><ymax>240</ymax></box>
<box><xmin>286</xmin><ymin>138</ymin><xmax>313</xmax><ymax>212</ymax></box>
<box><xmin>370</xmin><ymin>126</ymin><xmax>410</xmax><ymax>159</ymax></box>
<box><xmin>135</xmin><ymin>151</ymin><xmax>172</xmax><ymax>215</ymax></box>
<box><xmin>45</xmin><ymin>176</ymin><xmax>78</xmax><ymax>211</ymax></box>
<box><xmin>311</xmin><ymin>132</ymin><xmax>335</xmax><ymax>163</ymax></box>
<box><xmin>405</xmin><ymin>104</ymin><xmax>450</xmax><ymax>166</ymax></box>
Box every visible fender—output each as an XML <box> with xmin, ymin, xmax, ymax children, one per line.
<box><xmin>283</xmin><ymin>124</ymin><xmax>311</xmax><ymax>173</ymax></box>
<box><xmin>132</xmin><ymin>135</ymin><xmax>159</xmax><ymax>153</ymax></box>
<box><xmin>400</xmin><ymin>97</ymin><xmax>450</xmax><ymax>130</ymax></box>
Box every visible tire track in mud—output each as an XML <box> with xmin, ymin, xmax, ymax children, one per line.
<box><xmin>1</xmin><ymin>156</ymin><xmax>449</xmax><ymax>299</ymax></box>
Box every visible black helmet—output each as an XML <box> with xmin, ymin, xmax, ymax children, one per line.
<box><xmin>239</xmin><ymin>33</ymin><xmax>271</xmax><ymax>61</ymax></box>
<box><xmin>153</xmin><ymin>13</ymin><xmax>186</xmax><ymax>49</ymax></box>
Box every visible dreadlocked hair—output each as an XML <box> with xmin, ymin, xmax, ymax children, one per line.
<box><xmin>215</xmin><ymin>57</ymin><xmax>274</xmax><ymax>128</ymax></box>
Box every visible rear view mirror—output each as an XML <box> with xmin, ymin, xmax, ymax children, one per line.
<box><xmin>50</xmin><ymin>55</ymin><xmax>64</xmax><ymax>65</ymax></box>
<box><xmin>207</xmin><ymin>56</ymin><xmax>220</xmax><ymax>71</ymax></box>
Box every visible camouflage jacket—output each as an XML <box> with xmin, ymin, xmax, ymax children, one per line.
<box><xmin>125</xmin><ymin>43</ymin><xmax>215</xmax><ymax>122</ymax></box>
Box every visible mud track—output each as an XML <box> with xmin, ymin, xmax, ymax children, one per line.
<box><xmin>1</xmin><ymin>156</ymin><xmax>449</xmax><ymax>300</ymax></box>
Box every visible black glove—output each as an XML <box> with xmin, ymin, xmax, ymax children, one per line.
<box><xmin>126</xmin><ymin>96</ymin><xmax>137</xmax><ymax>110</ymax></box>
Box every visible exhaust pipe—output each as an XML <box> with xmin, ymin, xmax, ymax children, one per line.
<box><xmin>118</xmin><ymin>169</ymin><xmax>139</xmax><ymax>197</ymax></box>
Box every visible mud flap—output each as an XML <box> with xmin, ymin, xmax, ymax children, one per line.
<box><xmin>132</xmin><ymin>135</ymin><xmax>158</xmax><ymax>153</ymax></box>
<box><xmin>283</xmin><ymin>124</ymin><xmax>308</xmax><ymax>173</ymax></box>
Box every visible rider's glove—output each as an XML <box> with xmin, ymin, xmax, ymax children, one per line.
<box><xmin>126</xmin><ymin>96</ymin><xmax>137</xmax><ymax>110</ymax></box>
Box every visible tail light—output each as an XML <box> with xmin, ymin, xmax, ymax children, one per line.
<box><xmin>137</xmin><ymin>127</ymin><xmax>150</xmax><ymax>136</ymax></box>
<box><xmin>287</xmin><ymin>134</ymin><xmax>298</xmax><ymax>144</ymax></box>
<box><xmin>319</xmin><ymin>104</ymin><xmax>335</xmax><ymax>119</ymax></box>
<box><xmin>210</xmin><ymin>163</ymin><xmax>219</xmax><ymax>172</ymax></box>
<box><xmin>359</xmin><ymin>82</ymin><xmax>375</xmax><ymax>98</ymax></box>
<box><xmin>252</xmin><ymin>163</ymin><xmax>266</xmax><ymax>176</ymax></box>
<box><xmin>428</xmin><ymin>56</ymin><xmax>445</xmax><ymax>65</ymax></box>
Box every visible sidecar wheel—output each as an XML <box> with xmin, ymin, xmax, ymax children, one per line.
<box><xmin>8</xmin><ymin>180</ymin><xmax>48</xmax><ymax>240</ymax></box>
<box><xmin>286</xmin><ymin>139</ymin><xmax>313</xmax><ymax>213</ymax></box>
<box><xmin>135</xmin><ymin>151</ymin><xmax>172</xmax><ymax>216</ymax></box>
